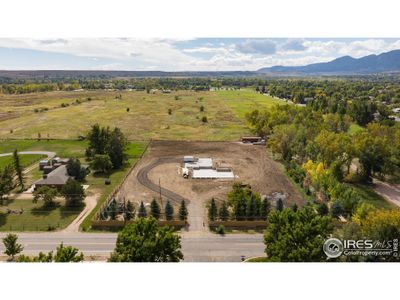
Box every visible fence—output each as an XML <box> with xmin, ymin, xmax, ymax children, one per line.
<box><xmin>93</xmin><ymin>140</ymin><xmax>151</xmax><ymax>221</ymax></box>
<box><xmin>208</xmin><ymin>220</ymin><xmax>268</xmax><ymax>229</ymax></box>
<box><xmin>91</xmin><ymin>219</ymin><xmax>187</xmax><ymax>231</ymax></box>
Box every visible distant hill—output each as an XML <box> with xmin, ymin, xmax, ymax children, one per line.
<box><xmin>257</xmin><ymin>50</ymin><xmax>400</xmax><ymax>75</ymax></box>
<box><xmin>0</xmin><ymin>70</ymin><xmax>257</xmax><ymax>79</ymax></box>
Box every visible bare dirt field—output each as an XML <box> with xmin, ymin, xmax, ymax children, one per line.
<box><xmin>117</xmin><ymin>141</ymin><xmax>306</xmax><ymax>231</ymax></box>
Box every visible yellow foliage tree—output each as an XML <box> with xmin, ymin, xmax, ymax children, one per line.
<box><xmin>360</xmin><ymin>209</ymin><xmax>400</xmax><ymax>240</ymax></box>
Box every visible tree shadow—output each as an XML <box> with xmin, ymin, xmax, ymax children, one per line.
<box><xmin>59</xmin><ymin>202</ymin><xmax>85</xmax><ymax>219</ymax></box>
<box><xmin>0</xmin><ymin>213</ymin><xmax>7</xmax><ymax>227</ymax></box>
<box><xmin>0</xmin><ymin>198</ymin><xmax>15</xmax><ymax>206</ymax></box>
<box><xmin>31</xmin><ymin>203</ymin><xmax>60</xmax><ymax>216</ymax></box>
<box><xmin>92</xmin><ymin>172</ymin><xmax>109</xmax><ymax>179</ymax></box>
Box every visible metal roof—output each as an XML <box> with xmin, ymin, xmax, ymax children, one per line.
<box><xmin>192</xmin><ymin>168</ymin><xmax>234</xmax><ymax>179</ymax></box>
<box><xmin>184</xmin><ymin>158</ymin><xmax>213</xmax><ymax>169</ymax></box>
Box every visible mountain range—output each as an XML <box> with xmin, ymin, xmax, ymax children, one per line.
<box><xmin>1</xmin><ymin>50</ymin><xmax>400</xmax><ymax>78</ymax></box>
<box><xmin>257</xmin><ymin>49</ymin><xmax>400</xmax><ymax>75</ymax></box>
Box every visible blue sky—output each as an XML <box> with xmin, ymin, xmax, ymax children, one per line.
<box><xmin>0</xmin><ymin>38</ymin><xmax>399</xmax><ymax>71</ymax></box>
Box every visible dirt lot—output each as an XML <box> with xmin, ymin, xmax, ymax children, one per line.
<box><xmin>117</xmin><ymin>141</ymin><xmax>305</xmax><ymax>231</ymax></box>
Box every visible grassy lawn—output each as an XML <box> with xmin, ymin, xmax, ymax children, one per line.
<box><xmin>0</xmin><ymin>139</ymin><xmax>147</xmax><ymax>231</ymax></box>
<box><xmin>0</xmin><ymin>198</ymin><xmax>83</xmax><ymax>231</ymax></box>
<box><xmin>350</xmin><ymin>183</ymin><xmax>396</xmax><ymax>209</ymax></box>
<box><xmin>0</xmin><ymin>154</ymin><xmax>45</xmax><ymax>169</ymax></box>
<box><xmin>0</xmin><ymin>139</ymin><xmax>88</xmax><ymax>157</ymax></box>
<box><xmin>80</xmin><ymin>141</ymin><xmax>148</xmax><ymax>231</ymax></box>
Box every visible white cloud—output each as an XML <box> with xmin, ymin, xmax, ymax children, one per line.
<box><xmin>0</xmin><ymin>38</ymin><xmax>400</xmax><ymax>71</ymax></box>
<box><xmin>236</xmin><ymin>39</ymin><xmax>276</xmax><ymax>55</ymax></box>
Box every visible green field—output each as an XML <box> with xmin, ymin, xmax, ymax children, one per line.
<box><xmin>0</xmin><ymin>89</ymin><xmax>283</xmax><ymax>141</ymax></box>
<box><xmin>0</xmin><ymin>198</ymin><xmax>82</xmax><ymax>231</ymax></box>
<box><xmin>216</xmin><ymin>90</ymin><xmax>284</xmax><ymax>120</ymax></box>
<box><xmin>0</xmin><ymin>139</ymin><xmax>147</xmax><ymax>231</ymax></box>
<box><xmin>0</xmin><ymin>139</ymin><xmax>88</xmax><ymax>157</ymax></box>
<box><xmin>0</xmin><ymin>153</ymin><xmax>45</xmax><ymax>169</ymax></box>
<box><xmin>80</xmin><ymin>141</ymin><xmax>148</xmax><ymax>231</ymax></box>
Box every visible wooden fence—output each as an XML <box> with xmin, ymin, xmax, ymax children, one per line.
<box><xmin>94</xmin><ymin>140</ymin><xmax>151</xmax><ymax>221</ymax></box>
<box><xmin>91</xmin><ymin>219</ymin><xmax>187</xmax><ymax>230</ymax></box>
<box><xmin>208</xmin><ymin>220</ymin><xmax>268</xmax><ymax>229</ymax></box>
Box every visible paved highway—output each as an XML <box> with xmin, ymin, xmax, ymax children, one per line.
<box><xmin>0</xmin><ymin>232</ymin><xmax>265</xmax><ymax>262</ymax></box>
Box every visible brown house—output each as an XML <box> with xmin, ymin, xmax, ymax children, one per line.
<box><xmin>35</xmin><ymin>165</ymin><xmax>70</xmax><ymax>191</ymax></box>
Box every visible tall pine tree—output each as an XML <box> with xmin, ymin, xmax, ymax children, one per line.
<box><xmin>150</xmin><ymin>198</ymin><xmax>161</xmax><ymax>219</ymax></box>
<box><xmin>165</xmin><ymin>200</ymin><xmax>174</xmax><ymax>221</ymax></box>
<box><xmin>138</xmin><ymin>201</ymin><xmax>147</xmax><ymax>218</ymax></box>
<box><xmin>260</xmin><ymin>198</ymin><xmax>271</xmax><ymax>220</ymax></box>
<box><xmin>179</xmin><ymin>200</ymin><xmax>188</xmax><ymax>221</ymax></box>
<box><xmin>13</xmin><ymin>149</ymin><xmax>25</xmax><ymax>191</ymax></box>
<box><xmin>246</xmin><ymin>195</ymin><xmax>256</xmax><ymax>220</ymax></box>
<box><xmin>219</xmin><ymin>201</ymin><xmax>229</xmax><ymax>221</ymax></box>
<box><xmin>276</xmin><ymin>198</ymin><xmax>284</xmax><ymax>211</ymax></box>
<box><xmin>125</xmin><ymin>200</ymin><xmax>135</xmax><ymax>221</ymax></box>
<box><xmin>208</xmin><ymin>198</ymin><xmax>218</xmax><ymax>221</ymax></box>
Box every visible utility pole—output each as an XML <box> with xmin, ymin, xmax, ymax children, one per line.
<box><xmin>159</xmin><ymin>178</ymin><xmax>163</xmax><ymax>212</ymax></box>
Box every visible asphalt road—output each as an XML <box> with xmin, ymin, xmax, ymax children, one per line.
<box><xmin>0</xmin><ymin>232</ymin><xmax>265</xmax><ymax>262</ymax></box>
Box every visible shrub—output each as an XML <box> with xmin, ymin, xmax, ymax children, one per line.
<box><xmin>216</xmin><ymin>225</ymin><xmax>225</xmax><ymax>235</ymax></box>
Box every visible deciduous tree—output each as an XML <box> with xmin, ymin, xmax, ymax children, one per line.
<box><xmin>2</xmin><ymin>233</ymin><xmax>23</xmax><ymax>261</ymax></box>
<box><xmin>108</xmin><ymin>217</ymin><xmax>183</xmax><ymax>262</ymax></box>
<box><xmin>264</xmin><ymin>206</ymin><xmax>333</xmax><ymax>262</ymax></box>
<box><xmin>61</xmin><ymin>179</ymin><xmax>85</xmax><ymax>207</ymax></box>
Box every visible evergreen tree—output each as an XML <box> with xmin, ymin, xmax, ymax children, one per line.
<box><xmin>208</xmin><ymin>198</ymin><xmax>218</xmax><ymax>221</ymax></box>
<box><xmin>260</xmin><ymin>198</ymin><xmax>271</xmax><ymax>220</ymax></box>
<box><xmin>150</xmin><ymin>198</ymin><xmax>161</xmax><ymax>219</ymax></box>
<box><xmin>179</xmin><ymin>200</ymin><xmax>188</xmax><ymax>221</ymax></box>
<box><xmin>219</xmin><ymin>201</ymin><xmax>229</xmax><ymax>221</ymax></box>
<box><xmin>125</xmin><ymin>200</ymin><xmax>135</xmax><ymax>221</ymax></box>
<box><xmin>331</xmin><ymin>202</ymin><xmax>343</xmax><ymax>218</ymax></box>
<box><xmin>165</xmin><ymin>200</ymin><xmax>174</xmax><ymax>221</ymax></box>
<box><xmin>234</xmin><ymin>196</ymin><xmax>247</xmax><ymax>220</ymax></box>
<box><xmin>246</xmin><ymin>195</ymin><xmax>257</xmax><ymax>220</ymax></box>
<box><xmin>13</xmin><ymin>149</ymin><xmax>25</xmax><ymax>191</ymax></box>
<box><xmin>0</xmin><ymin>165</ymin><xmax>15</xmax><ymax>202</ymax></box>
<box><xmin>317</xmin><ymin>203</ymin><xmax>329</xmax><ymax>216</ymax></box>
<box><xmin>138</xmin><ymin>201</ymin><xmax>147</xmax><ymax>218</ymax></box>
<box><xmin>109</xmin><ymin>198</ymin><xmax>118</xmax><ymax>220</ymax></box>
<box><xmin>276</xmin><ymin>198</ymin><xmax>284</xmax><ymax>211</ymax></box>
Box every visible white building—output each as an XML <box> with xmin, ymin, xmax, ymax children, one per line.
<box><xmin>184</xmin><ymin>158</ymin><xmax>213</xmax><ymax>169</ymax></box>
<box><xmin>182</xmin><ymin>156</ymin><xmax>234</xmax><ymax>179</ymax></box>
